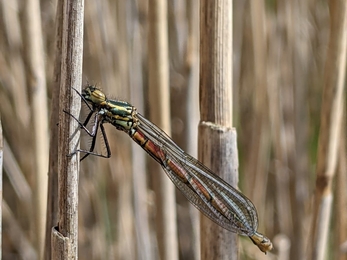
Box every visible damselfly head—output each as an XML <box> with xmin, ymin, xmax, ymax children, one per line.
<box><xmin>83</xmin><ymin>85</ymin><xmax>106</xmax><ymax>105</ymax></box>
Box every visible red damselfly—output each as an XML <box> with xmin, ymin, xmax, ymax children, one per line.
<box><xmin>67</xmin><ymin>85</ymin><xmax>273</xmax><ymax>254</ymax></box>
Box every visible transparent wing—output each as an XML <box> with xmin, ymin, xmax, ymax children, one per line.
<box><xmin>136</xmin><ymin>113</ymin><xmax>258</xmax><ymax>236</ymax></box>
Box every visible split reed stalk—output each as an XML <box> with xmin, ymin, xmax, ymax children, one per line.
<box><xmin>51</xmin><ymin>0</ymin><xmax>84</xmax><ymax>259</ymax></box>
<box><xmin>44</xmin><ymin>0</ymin><xmax>63</xmax><ymax>258</ymax></box>
<box><xmin>199</xmin><ymin>1</ymin><xmax>237</xmax><ymax>259</ymax></box>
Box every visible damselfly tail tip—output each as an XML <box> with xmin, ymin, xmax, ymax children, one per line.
<box><xmin>249</xmin><ymin>232</ymin><xmax>273</xmax><ymax>254</ymax></box>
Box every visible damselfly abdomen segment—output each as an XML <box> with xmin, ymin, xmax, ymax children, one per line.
<box><xmin>67</xmin><ymin>85</ymin><xmax>273</xmax><ymax>254</ymax></box>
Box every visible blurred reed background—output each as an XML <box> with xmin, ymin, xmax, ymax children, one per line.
<box><xmin>0</xmin><ymin>0</ymin><xmax>346</xmax><ymax>260</ymax></box>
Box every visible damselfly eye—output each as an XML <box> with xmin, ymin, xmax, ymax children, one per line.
<box><xmin>82</xmin><ymin>87</ymin><xmax>92</xmax><ymax>99</ymax></box>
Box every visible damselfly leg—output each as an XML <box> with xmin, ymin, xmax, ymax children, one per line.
<box><xmin>65</xmin><ymin>88</ymin><xmax>112</xmax><ymax>160</ymax></box>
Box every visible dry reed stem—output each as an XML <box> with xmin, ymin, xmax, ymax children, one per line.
<box><xmin>198</xmin><ymin>124</ymin><xmax>239</xmax><ymax>259</ymax></box>
<box><xmin>44</xmin><ymin>0</ymin><xmax>64</xmax><ymax>258</ymax></box>
<box><xmin>148</xmin><ymin>0</ymin><xmax>179</xmax><ymax>259</ymax></box>
<box><xmin>199</xmin><ymin>1</ymin><xmax>237</xmax><ymax>259</ymax></box>
<box><xmin>22</xmin><ymin>0</ymin><xmax>49</xmax><ymax>257</ymax></box>
<box><xmin>199</xmin><ymin>3</ymin><xmax>233</xmax><ymax>126</ymax></box>
<box><xmin>310</xmin><ymin>0</ymin><xmax>347</xmax><ymax>259</ymax></box>
<box><xmin>52</xmin><ymin>0</ymin><xmax>84</xmax><ymax>259</ymax></box>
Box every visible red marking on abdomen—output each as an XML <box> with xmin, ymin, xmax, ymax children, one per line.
<box><xmin>132</xmin><ymin>131</ymin><xmax>146</xmax><ymax>146</ymax></box>
<box><xmin>166</xmin><ymin>159</ymin><xmax>188</xmax><ymax>182</ymax></box>
<box><xmin>189</xmin><ymin>177</ymin><xmax>211</xmax><ymax>201</ymax></box>
<box><xmin>132</xmin><ymin>130</ymin><xmax>166</xmax><ymax>162</ymax></box>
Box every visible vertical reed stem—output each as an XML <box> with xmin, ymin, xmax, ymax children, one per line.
<box><xmin>51</xmin><ymin>0</ymin><xmax>84</xmax><ymax>259</ymax></box>
<box><xmin>44</xmin><ymin>0</ymin><xmax>64</xmax><ymax>258</ymax></box>
<box><xmin>199</xmin><ymin>1</ymin><xmax>237</xmax><ymax>259</ymax></box>
<box><xmin>310</xmin><ymin>1</ymin><xmax>347</xmax><ymax>259</ymax></box>
<box><xmin>23</xmin><ymin>0</ymin><xmax>49</xmax><ymax>257</ymax></box>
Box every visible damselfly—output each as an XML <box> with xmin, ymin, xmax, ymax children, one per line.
<box><xmin>67</xmin><ymin>85</ymin><xmax>273</xmax><ymax>254</ymax></box>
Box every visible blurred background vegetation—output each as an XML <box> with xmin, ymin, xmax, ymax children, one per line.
<box><xmin>0</xmin><ymin>0</ymin><xmax>346</xmax><ymax>259</ymax></box>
